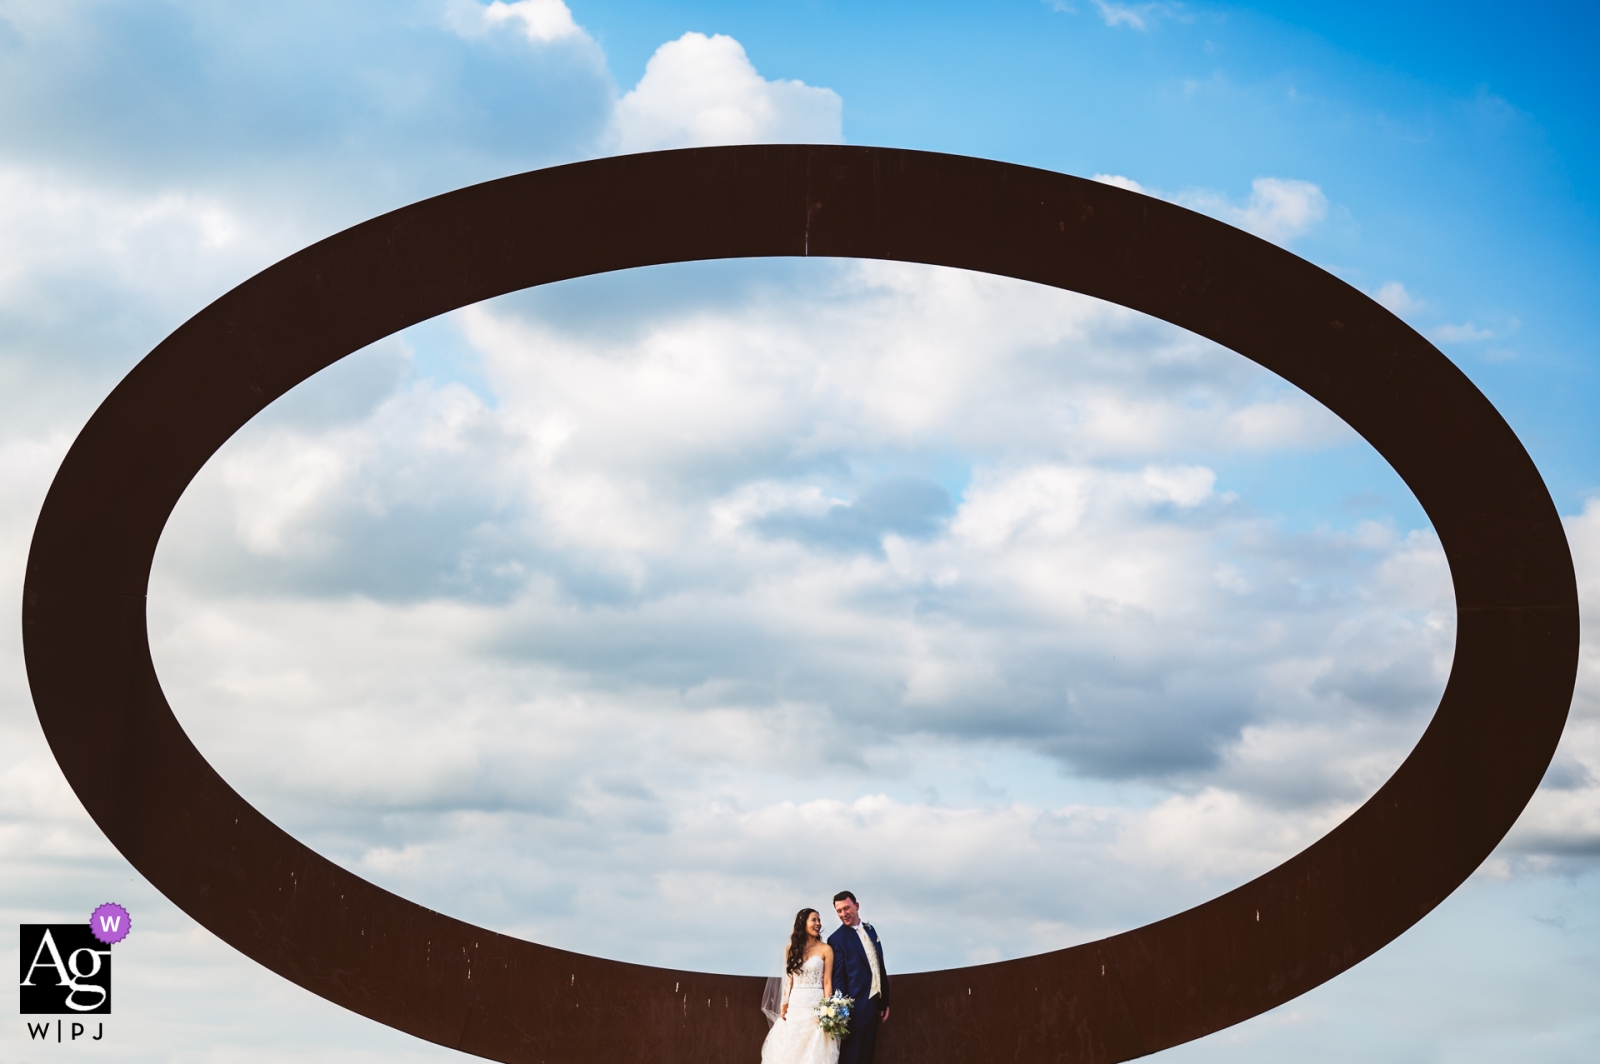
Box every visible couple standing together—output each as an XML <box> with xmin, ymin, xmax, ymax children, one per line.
<box><xmin>761</xmin><ymin>891</ymin><xmax>889</xmax><ymax>1064</ymax></box>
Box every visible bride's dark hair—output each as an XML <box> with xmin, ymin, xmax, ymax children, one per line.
<box><xmin>786</xmin><ymin>908</ymin><xmax>819</xmax><ymax>974</ymax></box>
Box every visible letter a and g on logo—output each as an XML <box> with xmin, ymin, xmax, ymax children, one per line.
<box><xmin>19</xmin><ymin>925</ymin><xmax>111</xmax><ymax>1015</ymax></box>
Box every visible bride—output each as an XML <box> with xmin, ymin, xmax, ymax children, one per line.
<box><xmin>760</xmin><ymin>908</ymin><xmax>838</xmax><ymax>1064</ymax></box>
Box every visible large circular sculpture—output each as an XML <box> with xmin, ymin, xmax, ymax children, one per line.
<box><xmin>23</xmin><ymin>146</ymin><xmax>1577</xmax><ymax>1062</ymax></box>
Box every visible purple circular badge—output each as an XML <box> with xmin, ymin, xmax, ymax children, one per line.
<box><xmin>89</xmin><ymin>902</ymin><xmax>130</xmax><ymax>945</ymax></box>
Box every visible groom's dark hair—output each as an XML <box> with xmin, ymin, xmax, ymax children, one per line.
<box><xmin>833</xmin><ymin>890</ymin><xmax>857</xmax><ymax>905</ymax></box>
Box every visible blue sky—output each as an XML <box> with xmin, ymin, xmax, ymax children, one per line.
<box><xmin>589</xmin><ymin>0</ymin><xmax>1600</xmax><ymax>504</ymax></box>
<box><xmin>2</xmin><ymin>2</ymin><xmax>1599</xmax><ymax>1061</ymax></box>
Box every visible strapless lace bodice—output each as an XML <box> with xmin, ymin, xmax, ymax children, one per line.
<box><xmin>792</xmin><ymin>954</ymin><xmax>825</xmax><ymax>989</ymax></box>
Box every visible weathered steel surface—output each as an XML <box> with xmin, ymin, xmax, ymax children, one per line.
<box><xmin>23</xmin><ymin>146</ymin><xmax>1577</xmax><ymax>1062</ymax></box>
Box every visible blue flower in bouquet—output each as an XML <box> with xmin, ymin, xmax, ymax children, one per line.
<box><xmin>814</xmin><ymin>991</ymin><xmax>853</xmax><ymax>1038</ymax></box>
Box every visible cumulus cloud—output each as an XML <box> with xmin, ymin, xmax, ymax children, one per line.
<box><xmin>137</xmin><ymin>257</ymin><xmax>1464</xmax><ymax>974</ymax></box>
<box><xmin>1093</xmin><ymin>173</ymin><xmax>1150</xmax><ymax>194</ymax></box>
<box><xmin>0</xmin><ymin>163</ymin><xmax>318</xmax><ymax>454</ymax></box>
<box><xmin>0</xmin><ymin>0</ymin><xmax>614</xmax><ymax>217</ymax></box>
<box><xmin>1374</xmin><ymin>281</ymin><xmax>1425</xmax><ymax>316</ymax></box>
<box><xmin>3</xmin><ymin>5</ymin><xmax>1586</xmax><ymax>1039</ymax></box>
<box><xmin>447</xmin><ymin>0</ymin><xmax>587</xmax><ymax>44</ymax></box>
<box><xmin>612</xmin><ymin>33</ymin><xmax>843</xmax><ymax>153</ymax></box>
<box><xmin>1095</xmin><ymin>173</ymin><xmax>1329</xmax><ymax>244</ymax></box>
<box><xmin>1183</xmin><ymin>177</ymin><xmax>1329</xmax><ymax>243</ymax></box>
<box><xmin>4</xmin><ymin>7</ymin><xmax>1593</xmax><ymax>1063</ymax></box>
<box><xmin>0</xmin><ymin>8</ymin><xmax>840</xmax><ymax>1016</ymax></box>
<box><xmin>1431</xmin><ymin>321</ymin><xmax>1495</xmax><ymax>343</ymax></box>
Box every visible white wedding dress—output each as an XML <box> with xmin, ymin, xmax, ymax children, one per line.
<box><xmin>760</xmin><ymin>955</ymin><xmax>839</xmax><ymax>1064</ymax></box>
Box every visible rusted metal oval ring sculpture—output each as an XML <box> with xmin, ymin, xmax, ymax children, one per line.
<box><xmin>23</xmin><ymin>146</ymin><xmax>1577</xmax><ymax>1062</ymax></box>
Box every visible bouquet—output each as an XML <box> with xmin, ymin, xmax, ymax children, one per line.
<box><xmin>814</xmin><ymin>991</ymin><xmax>854</xmax><ymax>1038</ymax></box>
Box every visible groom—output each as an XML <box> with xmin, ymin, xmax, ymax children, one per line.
<box><xmin>827</xmin><ymin>891</ymin><xmax>889</xmax><ymax>1064</ymax></box>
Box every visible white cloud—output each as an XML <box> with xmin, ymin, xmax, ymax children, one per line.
<box><xmin>1375</xmin><ymin>293</ymin><xmax>1518</xmax><ymax>352</ymax></box>
<box><xmin>0</xmin><ymin>164</ymin><xmax>266</xmax><ymax>311</ymax></box>
<box><xmin>2</xmin><ymin>3</ymin><xmax>1589</xmax><ymax>1059</ymax></box>
<box><xmin>445</xmin><ymin>0</ymin><xmax>588</xmax><ymax>43</ymax></box>
<box><xmin>1181</xmin><ymin>177</ymin><xmax>1328</xmax><ymax>243</ymax></box>
<box><xmin>1374</xmin><ymin>281</ymin><xmax>1425</xmax><ymax>315</ymax></box>
<box><xmin>1431</xmin><ymin>321</ymin><xmax>1495</xmax><ymax>343</ymax></box>
<box><xmin>480</xmin><ymin>0</ymin><xmax>585</xmax><ymax>43</ymax></box>
<box><xmin>0</xmin><ymin>163</ymin><xmax>313</xmax><ymax>444</ymax></box>
<box><xmin>0</xmin><ymin>2</ymin><xmax>615</xmax><ymax>218</ymax></box>
<box><xmin>1088</xmin><ymin>0</ymin><xmax>1184</xmax><ymax>31</ymax></box>
<box><xmin>1093</xmin><ymin>173</ymin><xmax>1329</xmax><ymax>245</ymax></box>
<box><xmin>127</xmin><ymin>257</ymin><xmax>1469</xmax><ymax>980</ymax></box>
<box><xmin>611</xmin><ymin>32</ymin><xmax>843</xmax><ymax>153</ymax></box>
<box><xmin>1093</xmin><ymin>173</ymin><xmax>1149</xmax><ymax>193</ymax></box>
<box><xmin>0</xmin><ymin>37</ymin><xmax>1477</xmax><ymax>1019</ymax></box>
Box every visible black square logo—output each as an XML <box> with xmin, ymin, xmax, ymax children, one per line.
<box><xmin>19</xmin><ymin>925</ymin><xmax>111</xmax><ymax>1015</ymax></box>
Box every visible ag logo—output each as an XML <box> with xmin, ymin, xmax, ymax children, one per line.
<box><xmin>19</xmin><ymin>925</ymin><xmax>111</xmax><ymax>1014</ymax></box>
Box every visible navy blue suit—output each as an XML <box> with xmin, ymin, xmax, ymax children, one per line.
<box><xmin>826</xmin><ymin>922</ymin><xmax>888</xmax><ymax>1064</ymax></box>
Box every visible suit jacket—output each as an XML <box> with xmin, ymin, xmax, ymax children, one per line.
<box><xmin>827</xmin><ymin>921</ymin><xmax>889</xmax><ymax>1007</ymax></box>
